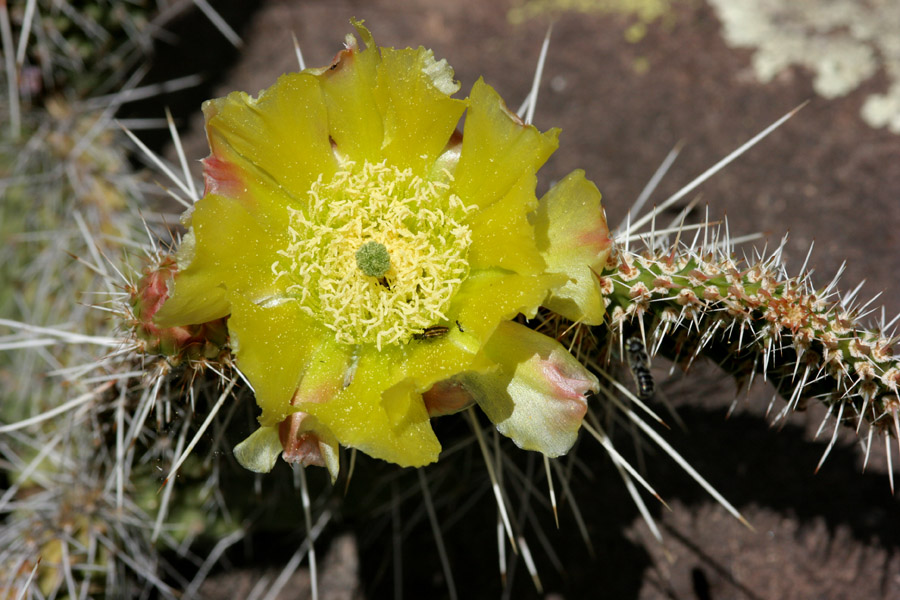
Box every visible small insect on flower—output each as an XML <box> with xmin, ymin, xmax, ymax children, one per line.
<box><xmin>626</xmin><ymin>336</ymin><xmax>655</xmax><ymax>401</ymax></box>
<box><xmin>413</xmin><ymin>326</ymin><xmax>450</xmax><ymax>341</ymax></box>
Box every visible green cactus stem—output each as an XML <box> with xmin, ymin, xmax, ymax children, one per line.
<box><xmin>596</xmin><ymin>236</ymin><xmax>900</xmax><ymax>464</ymax></box>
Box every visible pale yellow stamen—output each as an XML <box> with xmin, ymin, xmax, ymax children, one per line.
<box><xmin>273</xmin><ymin>160</ymin><xmax>473</xmax><ymax>348</ymax></box>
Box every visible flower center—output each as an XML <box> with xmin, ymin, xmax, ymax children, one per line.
<box><xmin>274</xmin><ymin>160</ymin><xmax>473</xmax><ymax>348</ymax></box>
<box><xmin>355</xmin><ymin>241</ymin><xmax>391</xmax><ymax>278</ymax></box>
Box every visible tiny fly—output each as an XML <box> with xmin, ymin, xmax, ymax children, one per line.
<box><xmin>413</xmin><ymin>326</ymin><xmax>450</xmax><ymax>341</ymax></box>
<box><xmin>625</xmin><ymin>336</ymin><xmax>654</xmax><ymax>401</ymax></box>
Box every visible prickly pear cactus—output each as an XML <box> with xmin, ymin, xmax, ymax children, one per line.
<box><xmin>599</xmin><ymin>240</ymin><xmax>900</xmax><ymax>446</ymax></box>
<box><xmin>1</xmin><ymin>6</ymin><xmax>899</xmax><ymax>599</ymax></box>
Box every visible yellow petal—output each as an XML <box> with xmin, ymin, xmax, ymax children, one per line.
<box><xmin>448</xmin><ymin>269</ymin><xmax>566</xmax><ymax>343</ymax></box>
<box><xmin>277</xmin><ymin>337</ymin><xmax>354</xmax><ymax>482</ymax></box>
<box><xmin>153</xmin><ymin>230</ymin><xmax>230</xmax><ymax>327</ymax></box>
<box><xmin>296</xmin><ymin>338</ymin><xmax>355</xmax><ymax>403</ymax></box>
<box><xmin>299</xmin><ymin>346</ymin><xmax>441</xmax><ymax>467</ymax></box>
<box><xmin>204</xmin><ymin>72</ymin><xmax>337</xmax><ymax>208</ymax></box>
<box><xmin>233</xmin><ymin>425</ymin><xmax>282</xmax><ymax>473</ymax></box>
<box><xmin>375</xmin><ymin>46</ymin><xmax>466</xmax><ymax>174</ymax></box>
<box><xmin>463</xmin><ymin>321</ymin><xmax>598</xmax><ymax>457</ymax></box>
<box><xmin>400</xmin><ymin>326</ymin><xmax>480</xmax><ymax>389</ymax></box>
<box><xmin>534</xmin><ymin>170</ymin><xmax>612</xmax><ymax>325</ymax></box>
<box><xmin>466</xmin><ymin>172</ymin><xmax>546</xmax><ymax>275</ymax></box>
<box><xmin>305</xmin><ymin>418</ymin><xmax>341</xmax><ymax>483</ymax></box>
<box><xmin>228</xmin><ymin>294</ymin><xmax>327</xmax><ymax>426</ymax></box>
<box><xmin>317</xmin><ymin>25</ymin><xmax>383</xmax><ymax>162</ymax></box>
<box><xmin>453</xmin><ymin>78</ymin><xmax>559</xmax><ymax>209</ymax></box>
<box><xmin>154</xmin><ymin>193</ymin><xmax>289</xmax><ymax>328</ymax></box>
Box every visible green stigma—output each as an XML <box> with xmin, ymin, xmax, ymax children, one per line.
<box><xmin>356</xmin><ymin>241</ymin><xmax>391</xmax><ymax>278</ymax></box>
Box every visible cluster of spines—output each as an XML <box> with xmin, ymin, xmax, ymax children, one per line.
<box><xmin>0</xmin><ymin>1</ymin><xmax>251</xmax><ymax>595</ymax></box>
<box><xmin>596</xmin><ymin>235</ymin><xmax>900</xmax><ymax>463</ymax></box>
<box><xmin>126</xmin><ymin>254</ymin><xmax>229</xmax><ymax>364</ymax></box>
<box><xmin>11</xmin><ymin>0</ymin><xmax>159</xmax><ymax>100</ymax></box>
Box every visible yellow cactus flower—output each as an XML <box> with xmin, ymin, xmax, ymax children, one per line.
<box><xmin>155</xmin><ymin>21</ymin><xmax>610</xmax><ymax>475</ymax></box>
